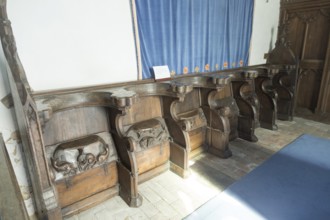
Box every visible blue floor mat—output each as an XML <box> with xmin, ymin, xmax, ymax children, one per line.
<box><xmin>185</xmin><ymin>134</ymin><xmax>330</xmax><ymax>220</ymax></box>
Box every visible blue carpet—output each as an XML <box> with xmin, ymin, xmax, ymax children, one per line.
<box><xmin>185</xmin><ymin>134</ymin><xmax>330</xmax><ymax>220</ymax></box>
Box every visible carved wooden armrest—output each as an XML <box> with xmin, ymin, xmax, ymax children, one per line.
<box><xmin>170</xmin><ymin>81</ymin><xmax>193</xmax><ymax>101</ymax></box>
<box><xmin>238</xmin><ymin>70</ymin><xmax>258</xmax><ymax>79</ymax></box>
<box><xmin>214</xmin><ymin>106</ymin><xmax>231</xmax><ymax>133</ymax></box>
<box><xmin>110</xmin><ymin>89</ymin><xmax>137</xmax><ymax>109</ymax></box>
<box><xmin>236</xmin><ymin>98</ymin><xmax>258</xmax><ymax>118</ymax></box>
<box><xmin>239</xmin><ymin>81</ymin><xmax>259</xmax><ymax>108</ymax></box>
<box><xmin>211</xmin><ymin>75</ymin><xmax>232</xmax><ymax>88</ymax></box>
<box><xmin>273</xmin><ymin>72</ymin><xmax>294</xmax><ymax>99</ymax></box>
<box><xmin>217</xmin><ymin>106</ymin><xmax>231</xmax><ymax>118</ymax></box>
<box><xmin>246</xmin><ymin>93</ymin><xmax>260</xmax><ymax>108</ymax></box>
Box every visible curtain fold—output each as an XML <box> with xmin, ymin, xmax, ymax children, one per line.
<box><xmin>136</xmin><ymin>0</ymin><xmax>254</xmax><ymax>79</ymax></box>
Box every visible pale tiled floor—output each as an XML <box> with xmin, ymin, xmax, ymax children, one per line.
<box><xmin>65</xmin><ymin>117</ymin><xmax>330</xmax><ymax>220</ymax></box>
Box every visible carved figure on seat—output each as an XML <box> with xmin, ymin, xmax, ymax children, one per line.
<box><xmin>109</xmin><ymin>90</ymin><xmax>171</xmax><ymax>207</ymax></box>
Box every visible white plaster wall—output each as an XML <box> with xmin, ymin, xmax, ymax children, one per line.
<box><xmin>249</xmin><ymin>0</ymin><xmax>281</xmax><ymax>65</ymax></box>
<box><xmin>7</xmin><ymin>0</ymin><xmax>138</xmax><ymax>91</ymax></box>
<box><xmin>0</xmin><ymin>45</ymin><xmax>36</xmax><ymax>216</ymax></box>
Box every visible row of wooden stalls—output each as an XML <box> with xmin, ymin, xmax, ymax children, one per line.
<box><xmin>0</xmin><ymin>4</ymin><xmax>297</xmax><ymax>219</ymax></box>
<box><xmin>12</xmin><ymin>67</ymin><xmax>298</xmax><ymax>219</ymax></box>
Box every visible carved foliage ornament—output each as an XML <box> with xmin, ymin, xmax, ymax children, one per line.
<box><xmin>287</xmin><ymin>8</ymin><xmax>330</xmax><ymax>24</ymax></box>
<box><xmin>51</xmin><ymin>135</ymin><xmax>110</xmax><ymax>178</ymax></box>
<box><xmin>127</xmin><ymin>118</ymin><xmax>170</xmax><ymax>151</ymax></box>
<box><xmin>291</xmin><ymin>11</ymin><xmax>319</xmax><ymax>23</ymax></box>
<box><xmin>278</xmin><ymin>8</ymin><xmax>330</xmax><ymax>50</ymax></box>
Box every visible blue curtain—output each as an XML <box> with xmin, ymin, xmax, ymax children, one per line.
<box><xmin>135</xmin><ymin>0</ymin><xmax>254</xmax><ymax>79</ymax></box>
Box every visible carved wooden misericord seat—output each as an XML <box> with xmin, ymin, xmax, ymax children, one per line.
<box><xmin>207</xmin><ymin>74</ymin><xmax>240</xmax><ymax>141</ymax></box>
<box><xmin>227</xmin><ymin>71</ymin><xmax>260</xmax><ymax>142</ymax></box>
<box><xmin>173</xmin><ymin>93</ymin><xmax>207</xmax><ymax>155</ymax></box>
<box><xmin>199</xmin><ymin>75</ymin><xmax>235</xmax><ymax>159</ymax></box>
<box><xmin>266</xmin><ymin>36</ymin><xmax>298</xmax><ymax>121</ymax></box>
<box><xmin>162</xmin><ymin>76</ymin><xmax>235</xmax><ymax>177</ymax></box>
<box><xmin>107</xmin><ymin>86</ymin><xmax>171</xmax><ymax>207</ymax></box>
<box><xmin>271</xmin><ymin>64</ymin><xmax>297</xmax><ymax>121</ymax></box>
<box><xmin>36</xmin><ymin>100</ymin><xmax>119</xmax><ymax>217</ymax></box>
<box><xmin>197</xmin><ymin>75</ymin><xmax>236</xmax><ymax>155</ymax></box>
<box><xmin>251</xmin><ymin>66</ymin><xmax>279</xmax><ymax>130</ymax></box>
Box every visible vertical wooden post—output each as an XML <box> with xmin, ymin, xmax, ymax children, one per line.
<box><xmin>316</xmin><ymin>33</ymin><xmax>330</xmax><ymax>113</ymax></box>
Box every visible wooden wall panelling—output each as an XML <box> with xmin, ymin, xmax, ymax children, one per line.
<box><xmin>293</xmin><ymin>11</ymin><xmax>330</xmax><ymax>111</ymax></box>
<box><xmin>42</xmin><ymin>107</ymin><xmax>110</xmax><ymax>146</ymax></box>
<box><xmin>297</xmin><ymin>60</ymin><xmax>324</xmax><ymax>110</ymax></box>
<box><xmin>279</xmin><ymin>0</ymin><xmax>330</xmax><ymax>113</ymax></box>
